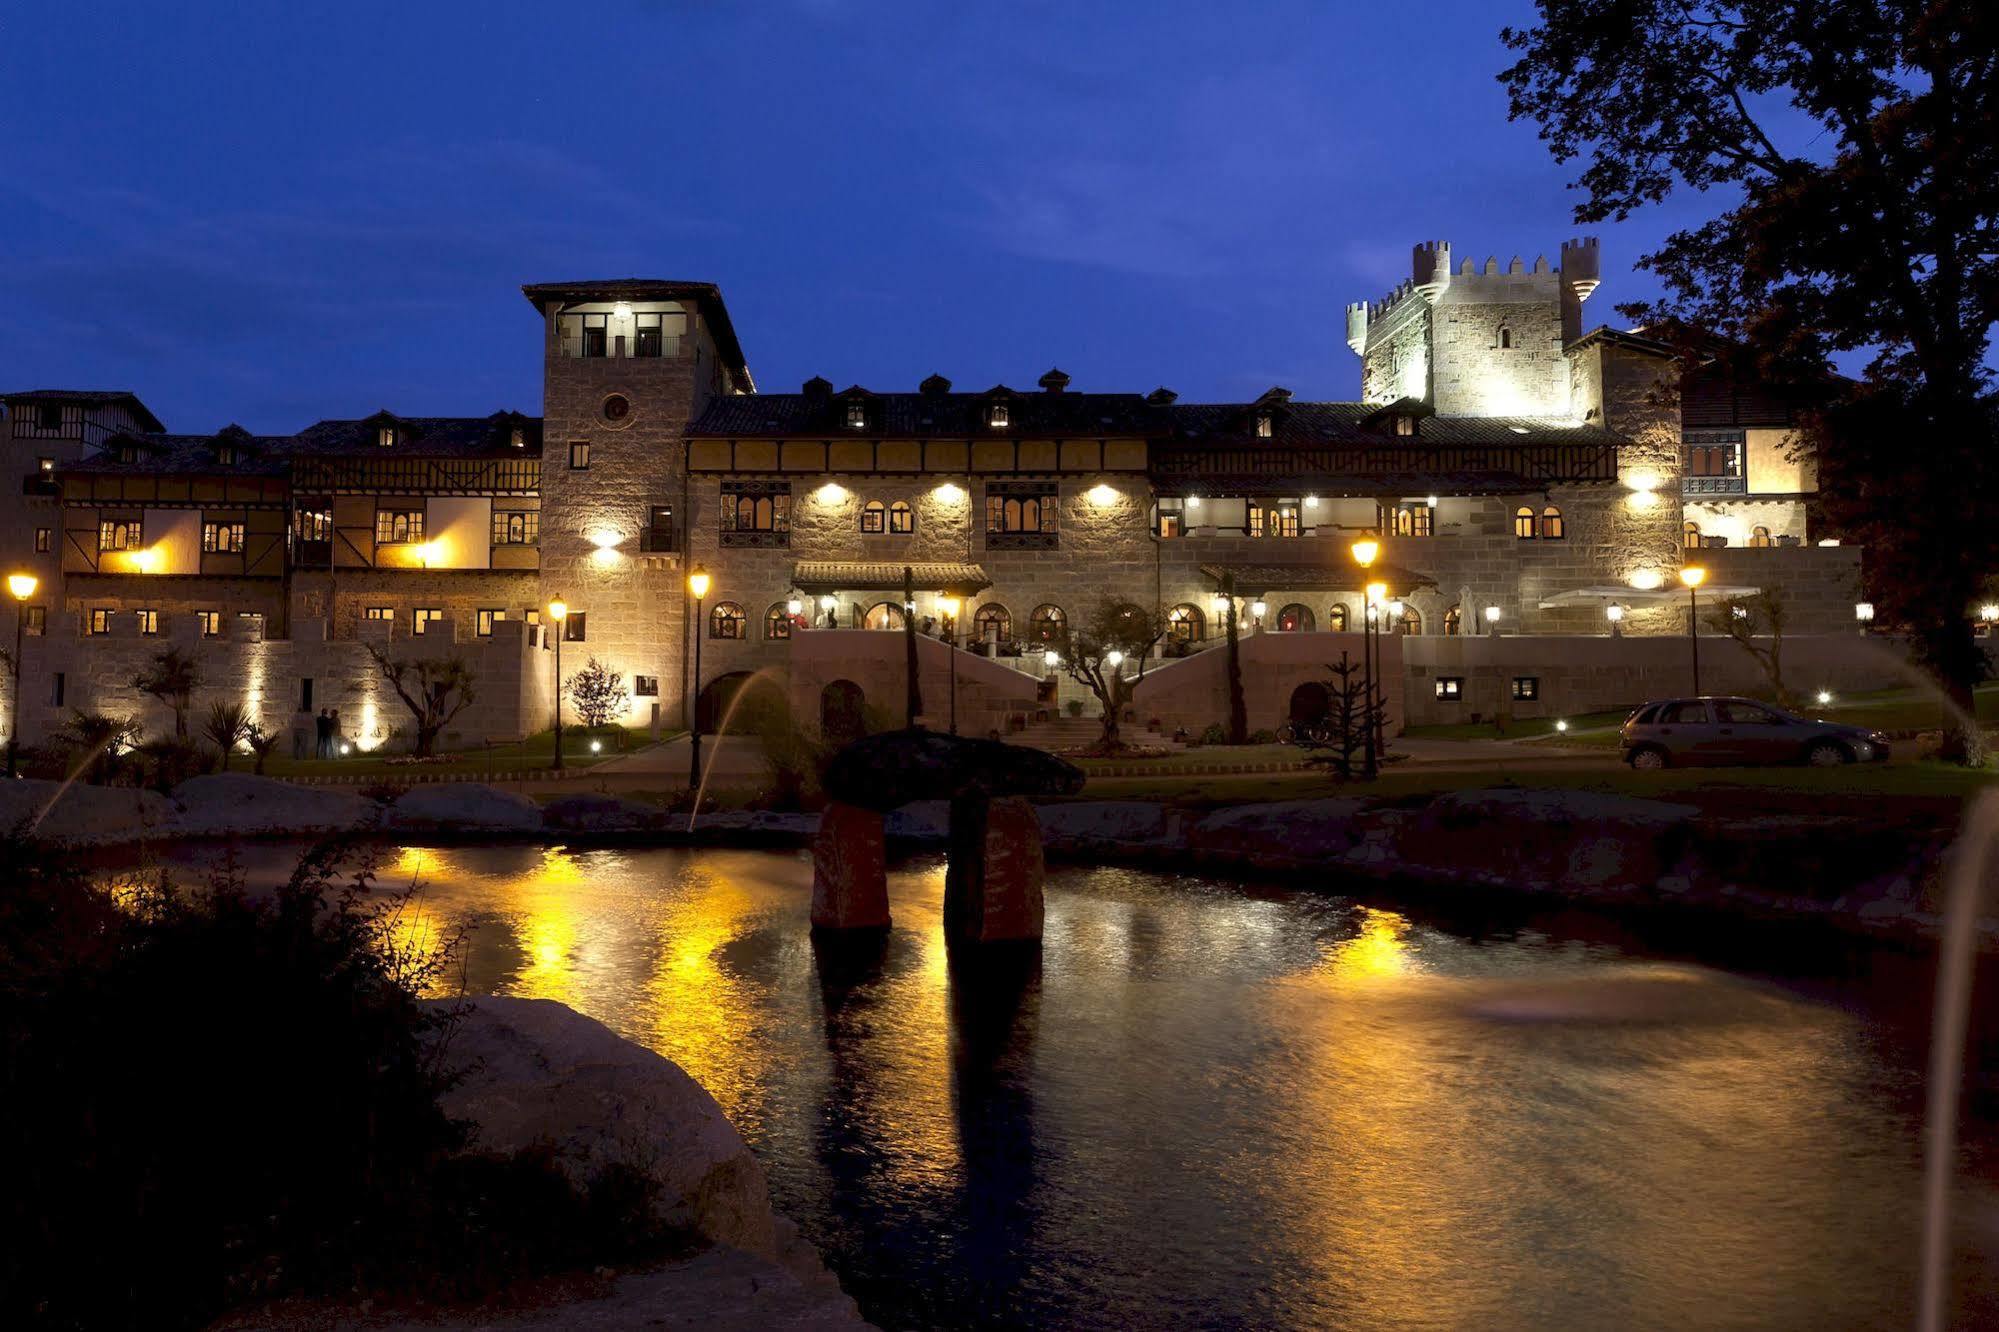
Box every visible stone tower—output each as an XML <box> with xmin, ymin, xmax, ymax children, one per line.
<box><xmin>1348</xmin><ymin>237</ymin><xmax>1600</xmax><ymax>418</ymax></box>
<box><xmin>523</xmin><ymin>281</ymin><xmax>752</xmax><ymax>730</ymax></box>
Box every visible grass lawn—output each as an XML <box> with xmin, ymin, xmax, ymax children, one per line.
<box><xmin>1403</xmin><ymin>709</ymin><xmax>1632</xmax><ymax>742</ymax></box>
<box><xmin>1071</xmin><ymin>743</ymin><xmax>1305</xmax><ymax>773</ymax></box>
<box><xmin>256</xmin><ymin>726</ymin><xmax>678</xmax><ymax>780</ymax></box>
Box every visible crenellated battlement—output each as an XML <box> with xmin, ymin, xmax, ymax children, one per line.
<box><xmin>1355</xmin><ymin>235</ymin><xmax>1603</xmax><ymax>328</ymax></box>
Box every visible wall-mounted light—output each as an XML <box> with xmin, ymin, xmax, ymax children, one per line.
<box><xmin>818</xmin><ymin>595</ymin><xmax>837</xmax><ymax>611</ymax></box>
<box><xmin>1087</xmin><ymin>483</ymin><xmax>1118</xmax><ymax>507</ymax></box>
<box><xmin>815</xmin><ymin>482</ymin><xmax>848</xmax><ymax>504</ymax></box>
<box><xmin>1304</xmin><ymin>495</ymin><xmax>1319</xmax><ymax>508</ymax></box>
<box><xmin>1484</xmin><ymin>605</ymin><xmax>1502</xmax><ymax>623</ymax></box>
<box><xmin>1187</xmin><ymin>495</ymin><xmax>1203</xmax><ymax>508</ymax></box>
<box><xmin>1628</xmin><ymin>570</ymin><xmax>1663</xmax><ymax>591</ymax></box>
<box><xmin>1855</xmin><ymin>602</ymin><xmax>1875</xmax><ymax>622</ymax></box>
<box><xmin>1556</xmin><ymin>720</ymin><xmax>1569</xmax><ymax>732</ymax></box>
<box><xmin>933</xmin><ymin>482</ymin><xmax>966</xmax><ymax>503</ymax></box>
<box><xmin>589</xmin><ymin>530</ymin><xmax>620</xmax><ymax>551</ymax></box>
<box><xmin>590</xmin><ymin>738</ymin><xmax>604</xmax><ymax>753</ymax></box>
<box><xmin>613</xmin><ymin>301</ymin><xmax>632</xmax><ymax>320</ymax></box>
<box><xmin>1626</xmin><ymin>472</ymin><xmax>1661</xmax><ymax>494</ymax></box>
<box><xmin>1387</xmin><ymin>600</ymin><xmax>1404</xmax><ymax>618</ymax></box>
<box><xmin>1426</xmin><ymin>495</ymin><xmax>1438</xmax><ymax>509</ymax></box>
<box><xmin>1210</xmin><ymin>593</ymin><xmax>1229</xmax><ymax>615</ymax></box>
<box><xmin>1981</xmin><ymin>603</ymin><xmax>1999</xmax><ymax>622</ymax></box>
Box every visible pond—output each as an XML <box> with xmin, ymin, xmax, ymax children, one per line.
<box><xmin>163</xmin><ymin>842</ymin><xmax>1999</xmax><ymax>1330</ymax></box>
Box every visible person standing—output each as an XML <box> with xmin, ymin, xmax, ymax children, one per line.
<box><xmin>328</xmin><ymin>707</ymin><xmax>343</xmax><ymax>757</ymax></box>
<box><xmin>315</xmin><ymin>709</ymin><xmax>331</xmax><ymax>759</ymax></box>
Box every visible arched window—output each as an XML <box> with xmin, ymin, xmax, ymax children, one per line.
<box><xmin>863</xmin><ymin>601</ymin><xmax>906</xmax><ymax>631</ymax></box>
<box><xmin>1683</xmin><ymin>521</ymin><xmax>1703</xmax><ymax>549</ymax></box>
<box><xmin>1497</xmin><ymin>325</ymin><xmax>1513</xmax><ymax>349</ymax></box>
<box><xmin>764</xmin><ymin>603</ymin><xmax>793</xmax><ymax>640</ymax></box>
<box><xmin>736</xmin><ymin>495</ymin><xmax>773</xmax><ymax>530</ymax></box>
<box><xmin>1276</xmin><ymin>603</ymin><xmax>1314</xmax><ymax>632</ymax></box>
<box><xmin>973</xmin><ymin>602</ymin><xmax>1011</xmax><ymax>644</ymax></box>
<box><xmin>861</xmin><ymin>500</ymin><xmax>885</xmax><ymax>534</ymax></box>
<box><xmin>1444</xmin><ymin>605</ymin><xmax>1463</xmax><ymax>636</ymax></box>
<box><xmin>1399</xmin><ymin>605</ymin><xmax>1422</xmax><ymax>635</ymax></box>
<box><xmin>709</xmin><ymin>601</ymin><xmax>747</xmax><ymax>640</ymax></box>
<box><xmin>1514</xmin><ymin>506</ymin><xmax>1537</xmax><ymax>539</ymax></box>
<box><xmin>1028</xmin><ymin>604</ymin><xmax>1067</xmax><ymax>644</ymax></box>
<box><xmin>1167</xmin><ymin>603</ymin><xmax>1204</xmax><ymax>642</ymax></box>
<box><xmin>888</xmin><ymin>500</ymin><xmax>914</xmax><ymax>534</ymax></box>
<box><xmin>1327</xmin><ymin>603</ymin><xmax>1349</xmax><ymax>632</ymax></box>
<box><xmin>1540</xmin><ymin>505</ymin><xmax>1565</xmax><ymax>540</ymax></box>
<box><xmin>1749</xmin><ymin>525</ymin><xmax>1772</xmax><ymax>548</ymax></box>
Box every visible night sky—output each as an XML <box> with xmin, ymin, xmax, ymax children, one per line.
<box><xmin>1</xmin><ymin>1</ymin><xmax>1715</xmax><ymax>433</ymax></box>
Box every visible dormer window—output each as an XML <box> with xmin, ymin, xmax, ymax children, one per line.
<box><xmin>378</xmin><ymin>426</ymin><xmax>396</xmax><ymax>448</ymax></box>
<box><xmin>1394</xmin><ymin>415</ymin><xmax>1416</xmax><ymax>437</ymax></box>
<box><xmin>1255</xmin><ymin>414</ymin><xmax>1273</xmax><ymax>438</ymax></box>
<box><xmin>215</xmin><ymin>445</ymin><xmax>237</xmax><ymax>466</ymax></box>
<box><xmin>989</xmin><ymin>403</ymin><xmax>1010</xmax><ymax>428</ymax></box>
<box><xmin>510</xmin><ymin>427</ymin><xmax>526</xmax><ymax>449</ymax></box>
<box><xmin>114</xmin><ymin>444</ymin><xmax>139</xmax><ymax>464</ymax></box>
<box><xmin>845</xmin><ymin>401</ymin><xmax>867</xmax><ymax>430</ymax></box>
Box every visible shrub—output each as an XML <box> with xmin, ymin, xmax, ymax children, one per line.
<box><xmin>1198</xmin><ymin>722</ymin><xmax>1228</xmax><ymax>746</ymax></box>
<box><xmin>1065</xmin><ymin>698</ymin><xmax>1086</xmax><ymax>717</ymax></box>
<box><xmin>565</xmin><ymin>657</ymin><xmax>631</xmax><ymax>730</ymax></box>
<box><xmin>1248</xmin><ymin>728</ymin><xmax>1279</xmax><ymax>745</ymax></box>
<box><xmin>54</xmin><ymin>710</ymin><xmax>141</xmax><ymax>785</ymax></box>
<box><xmin>0</xmin><ymin>840</ymin><xmax>681</xmax><ymax>1329</ymax></box>
<box><xmin>136</xmin><ymin>736</ymin><xmax>214</xmax><ymax>792</ymax></box>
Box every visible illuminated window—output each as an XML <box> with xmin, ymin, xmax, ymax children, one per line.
<box><xmin>1328</xmin><ymin>603</ymin><xmax>1349</xmax><ymax>632</ymax></box>
<box><xmin>975</xmin><ymin>602</ymin><xmax>1012</xmax><ymax>644</ymax></box>
<box><xmin>1540</xmin><ymin>506</ymin><xmax>1565</xmax><ymax>540</ymax></box>
<box><xmin>1514</xmin><ymin>506</ymin><xmax>1537</xmax><ymax>539</ymax></box>
<box><xmin>562</xmin><ymin>612</ymin><xmax>587</xmax><ymax>642</ymax></box>
<box><xmin>845</xmin><ymin>401</ymin><xmax>867</xmax><ymax>429</ymax></box>
<box><xmin>1028</xmin><ymin>604</ymin><xmax>1067</xmax><ymax>643</ymax></box>
<box><xmin>709</xmin><ymin>601</ymin><xmax>747</xmax><ymax>640</ymax></box>
<box><xmin>23</xmin><ymin>605</ymin><xmax>47</xmax><ymax>635</ymax></box>
<box><xmin>988</xmin><ymin>403</ymin><xmax>1010</xmax><ymax>428</ymax></box>
<box><xmin>1749</xmin><ymin>525</ymin><xmax>1772</xmax><ymax>548</ymax></box>
<box><xmin>98</xmin><ymin>519</ymin><xmax>143</xmax><ymax>552</ymax></box>
<box><xmin>1435</xmin><ymin>676</ymin><xmax>1464</xmax><ymax>700</ymax></box>
<box><xmin>364</xmin><ymin>606</ymin><xmax>393</xmax><ymax>622</ymax></box>
<box><xmin>88</xmin><ymin>608</ymin><xmax>111</xmax><ymax>635</ymax></box>
<box><xmin>989</xmin><ymin>496</ymin><xmax>1045</xmax><ymax>532</ymax></box>
<box><xmin>476</xmin><ymin>608</ymin><xmax>505</xmax><ymax>637</ymax></box>
<box><xmin>1387</xmin><ymin>502</ymin><xmax>1434</xmax><ymax>537</ymax></box>
<box><xmin>491</xmin><ymin>510</ymin><xmax>538</xmax><ymax>545</ymax></box>
<box><xmin>201</xmin><ymin>521</ymin><xmax>245</xmax><ymax>554</ymax></box>
<box><xmin>1393</xmin><ymin>415</ymin><xmax>1416</xmax><ymax>437</ymax></box>
<box><xmin>377</xmin><ymin>425</ymin><xmax>396</xmax><ymax>447</ymax></box>
<box><xmin>1683</xmin><ymin>521</ymin><xmax>1703</xmax><ymax>549</ymax></box>
<box><xmin>197</xmin><ymin>611</ymin><xmax>221</xmax><ymax>638</ymax></box>
<box><xmin>1511</xmin><ymin>676</ymin><xmax>1539</xmax><ymax>700</ymax></box>
<box><xmin>1443</xmin><ymin>605</ymin><xmax>1462</xmax><ymax>636</ymax></box>
<box><xmin>765</xmin><ymin>603</ymin><xmax>793</xmax><ymax>640</ymax></box>
<box><xmin>569</xmin><ymin>441</ymin><xmax>590</xmax><ymax>469</ymax></box>
<box><xmin>1256</xmin><ymin>414</ymin><xmax>1273</xmax><ymax>438</ymax></box>
<box><xmin>888</xmin><ymin>500</ymin><xmax>914</xmax><ymax>534</ymax></box>
<box><xmin>861</xmin><ymin>500</ymin><xmax>886</xmax><ymax>534</ymax></box>
<box><xmin>215</xmin><ymin>445</ymin><xmax>237</xmax><ymax>466</ymax></box>
<box><xmin>297</xmin><ymin>507</ymin><xmax>331</xmax><ymax>542</ymax></box>
<box><xmin>1276</xmin><ymin>603</ymin><xmax>1314</xmax><ymax>632</ymax></box>
<box><xmin>1166</xmin><ymin>603</ymin><xmax>1203</xmax><ymax>642</ymax></box>
<box><xmin>863</xmin><ymin>601</ymin><xmax>906</xmax><ymax>631</ymax></box>
<box><xmin>413</xmin><ymin>608</ymin><xmax>445</xmax><ymax>635</ymax></box>
<box><xmin>34</xmin><ymin>528</ymin><xmax>49</xmax><ymax>553</ymax></box>
<box><xmin>375</xmin><ymin>509</ymin><xmax>424</xmax><ymax>544</ymax></box>
<box><xmin>1398</xmin><ymin>605</ymin><xmax>1422</xmax><ymax>635</ymax></box>
<box><xmin>136</xmin><ymin>609</ymin><xmax>159</xmax><ymax>636</ymax></box>
<box><xmin>1154</xmin><ymin>499</ymin><xmax>1185</xmax><ymax>539</ymax></box>
<box><xmin>1687</xmin><ymin>442</ymin><xmax>1742</xmax><ymax>477</ymax></box>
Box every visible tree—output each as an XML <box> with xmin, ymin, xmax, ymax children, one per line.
<box><xmin>133</xmin><ymin>647</ymin><xmax>202</xmax><ymax>740</ymax></box>
<box><xmin>1289</xmin><ymin>653</ymin><xmax>1383</xmax><ymax>781</ymax></box>
<box><xmin>1220</xmin><ymin>577</ymin><xmax>1248</xmax><ymax>745</ymax></box>
<box><xmin>564</xmin><ymin>657</ymin><xmax>630</xmax><ymax>731</ymax></box>
<box><xmin>362</xmin><ymin>644</ymin><xmax>475</xmax><ymax>759</ymax></box>
<box><xmin>1055</xmin><ymin>599</ymin><xmax>1164</xmax><ymax>751</ymax></box>
<box><xmin>1709</xmin><ymin>591</ymin><xmax>1796</xmax><ymax>708</ymax></box>
<box><xmin>201</xmin><ymin>700</ymin><xmax>251</xmax><ymax>771</ymax></box>
<box><xmin>55</xmin><ymin>710</ymin><xmax>140</xmax><ymax>785</ymax></box>
<box><xmin>1501</xmin><ymin>0</ymin><xmax>1999</xmax><ymax>762</ymax></box>
<box><xmin>243</xmin><ymin>724</ymin><xmax>281</xmax><ymax>776</ymax></box>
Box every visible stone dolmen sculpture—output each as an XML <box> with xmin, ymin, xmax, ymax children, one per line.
<box><xmin>816</xmin><ymin>728</ymin><xmax>1084</xmax><ymax>945</ymax></box>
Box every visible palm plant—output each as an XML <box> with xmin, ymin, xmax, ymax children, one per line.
<box><xmin>201</xmin><ymin>700</ymin><xmax>251</xmax><ymax>771</ymax></box>
<box><xmin>132</xmin><ymin>647</ymin><xmax>203</xmax><ymax>740</ymax></box>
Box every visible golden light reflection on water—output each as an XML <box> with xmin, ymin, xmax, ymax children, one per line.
<box><xmin>1317</xmin><ymin>906</ymin><xmax>1413</xmax><ymax>983</ymax></box>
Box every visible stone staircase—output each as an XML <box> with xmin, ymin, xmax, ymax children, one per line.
<box><xmin>1011</xmin><ymin>713</ymin><xmax>1184</xmax><ymax>755</ymax></box>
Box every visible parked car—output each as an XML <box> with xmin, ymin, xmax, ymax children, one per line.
<box><xmin>1619</xmin><ymin>696</ymin><xmax>1891</xmax><ymax>769</ymax></box>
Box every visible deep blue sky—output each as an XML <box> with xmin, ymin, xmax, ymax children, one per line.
<box><xmin>0</xmin><ymin>1</ymin><xmax>1713</xmax><ymax>433</ymax></box>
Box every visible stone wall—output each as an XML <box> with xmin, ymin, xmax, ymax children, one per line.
<box><xmin>1698</xmin><ymin>543</ymin><xmax>1863</xmax><ymax>633</ymax></box>
<box><xmin>1131</xmin><ymin>628</ymin><xmax>1405</xmax><ymax>737</ymax></box>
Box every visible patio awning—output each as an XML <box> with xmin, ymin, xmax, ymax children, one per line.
<box><xmin>1537</xmin><ymin>583</ymin><xmax>1762</xmax><ymax>609</ymax></box>
<box><xmin>792</xmin><ymin>561</ymin><xmax>993</xmax><ymax>596</ymax></box>
<box><xmin>1199</xmin><ymin>559</ymin><xmax>1435</xmax><ymax>598</ymax></box>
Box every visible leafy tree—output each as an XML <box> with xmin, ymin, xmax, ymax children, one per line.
<box><xmin>1709</xmin><ymin>591</ymin><xmax>1796</xmax><ymax>708</ymax></box>
<box><xmin>362</xmin><ymin>644</ymin><xmax>475</xmax><ymax>759</ymax></box>
<box><xmin>1501</xmin><ymin>0</ymin><xmax>1999</xmax><ymax>762</ymax></box>
<box><xmin>202</xmin><ymin>699</ymin><xmax>251</xmax><ymax>771</ymax></box>
<box><xmin>133</xmin><ymin>647</ymin><xmax>202</xmax><ymax>740</ymax></box>
<box><xmin>564</xmin><ymin>657</ymin><xmax>630</xmax><ymax>731</ymax></box>
<box><xmin>1056</xmin><ymin>599</ymin><xmax>1164</xmax><ymax>751</ymax></box>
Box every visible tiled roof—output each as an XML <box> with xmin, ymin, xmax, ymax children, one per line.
<box><xmin>1165</xmin><ymin>402</ymin><xmax>1626</xmax><ymax>448</ymax></box>
<box><xmin>694</xmin><ymin>389</ymin><xmax>1161</xmax><ymax>438</ymax></box>
<box><xmin>2</xmin><ymin>389</ymin><xmax>165</xmax><ymax>431</ymax></box>
<box><xmin>57</xmin><ymin>412</ymin><xmax>540</xmax><ymax>478</ymax></box>
<box><xmin>63</xmin><ymin>428</ymin><xmax>290</xmax><ymax>476</ymax></box>
<box><xmin>793</xmin><ymin>561</ymin><xmax>992</xmax><ymax>594</ymax></box>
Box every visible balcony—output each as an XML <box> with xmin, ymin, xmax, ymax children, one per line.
<box><xmin>1683</xmin><ymin>475</ymin><xmax>1747</xmax><ymax>496</ymax></box>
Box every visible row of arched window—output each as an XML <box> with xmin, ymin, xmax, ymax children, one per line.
<box><xmin>1514</xmin><ymin>506</ymin><xmax>1565</xmax><ymax>540</ymax></box>
<box><xmin>708</xmin><ymin>598</ymin><xmax>1491</xmax><ymax>641</ymax></box>
<box><xmin>1684</xmin><ymin>521</ymin><xmax>1775</xmax><ymax>548</ymax></box>
<box><xmin>859</xmin><ymin>499</ymin><xmax>915</xmax><ymax>535</ymax></box>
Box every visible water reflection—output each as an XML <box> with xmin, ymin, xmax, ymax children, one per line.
<box><xmin>146</xmin><ymin>843</ymin><xmax>1999</xmax><ymax>1330</ymax></box>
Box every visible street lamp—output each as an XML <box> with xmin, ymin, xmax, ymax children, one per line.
<box><xmin>1483</xmin><ymin>605</ymin><xmax>1502</xmax><ymax>635</ymax></box>
<box><xmin>547</xmin><ymin>597</ymin><xmax>568</xmax><ymax>771</ymax></box>
<box><xmin>937</xmin><ymin>595</ymin><xmax>960</xmax><ymax>734</ymax></box>
<box><xmin>688</xmin><ymin>565</ymin><xmax>710</xmax><ymax>789</ymax></box>
<box><xmin>1250</xmin><ymin>599</ymin><xmax>1268</xmax><ymax>628</ymax></box>
<box><xmin>1352</xmin><ymin>539</ymin><xmax>1380</xmax><ymax>778</ymax></box>
<box><xmin>7</xmin><ymin>573</ymin><xmax>36</xmax><ymax>778</ymax></box>
<box><xmin>1855</xmin><ymin>601</ymin><xmax>1875</xmax><ymax>636</ymax></box>
<box><xmin>1606</xmin><ymin>602</ymin><xmax>1625</xmax><ymax>638</ymax></box>
<box><xmin>1681</xmin><ymin>565</ymin><xmax>1708</xmax><ymax>694</ymax></box>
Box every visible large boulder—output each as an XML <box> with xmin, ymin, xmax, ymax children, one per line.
<box><xmin>1037</xmin><ymin>800</ymin><xmax>1173</xmax><ymax>852</ymax></box>
<box><xmin>387</xmin><ymin>782</ymin><xmax>544</xmax><ymax>834</ymax></box>
<box><xmin>428</xmin><ymin>996</ymin><xmax>777</xmax><ymax>1257</ymax></box>
<box><xmin>0</xmin><ymin>779</ymin><xmax>173</xmax><ymax>846</ymax></box>
<box><xmin>811</xmin><ymin>801</ymin><xmax>889</xmax><ymax>931</ymax></box>
<box><xmin>541</xmin><ymin>793</ymin><xmax>666</xmax><ymax>834</ymax></box>
<box><xmin>1189</xmin><ymin>798</ymin><xmax>1372</xmax><ymax>867</ymax></box>
<box><xmin>821</xmin><ymin>728</ymin><xmax>1082</xmax><ymax>812</ymax></box>
<box><xmin>169</xmin><ymin>773</ymin><xmax>374</xmax><ymax>838</ymax></box>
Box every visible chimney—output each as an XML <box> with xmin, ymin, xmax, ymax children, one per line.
<box><xmin>1038</xmin><ymin>367</ymin><xmax>1071</xmax><ymax>394</ymax></box>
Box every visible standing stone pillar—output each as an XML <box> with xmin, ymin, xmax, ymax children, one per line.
<box><xmin>944</xmin><ymin>794</ymin><xmax>1045</xmax><ymax>946</ymax></box>
<box><xmin>811</xmin><ymin>800</ymin><xmax>890</xmax><ymax>931</ymax></box>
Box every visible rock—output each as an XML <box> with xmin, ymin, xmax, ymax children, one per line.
<box><xmin>944</xmin><ymin>795</ymin><xmax>1045</xmax><ymax>944</ymax></box>
<box><xmin>169</xmin><ymin>772</ymin><xmax>374</xmax><ymax>838</ymax></box>
<box><xmin>811</xmin><ymin>802</ymin><xmax>889</xmax><ymax>931</ymax></box>
<box><xmin>821</xmin><ymin>728</ymin><xmax>1083</xmax><ymax>812</ymax></box>
<box><xmin>542</xmin><ymin>793</ymin><xmax>665</xmax><ymax>834</ymax></box>
<box><xmin>1036</xmin><ymin>800</ymin><xmax>1171</xmax><ymax>851</ymax></box>
<box><xmin>1188</xmin><ymin>798</ymin><xmax>1371</xmax><ymax>866</ymax></box>
<box><xmin>386</xmin><ymin>782</ymin><xmax>545</xmax><ymax>834</ymax></box>
<box><xmin>428</xmin><ymin>996</ymin><xmax>777</xmax><ymax>1258</ymax></box>
<box><xmin>1426</xmin><ymin>787</ymin><xmax>1697</xmax><ymax>830</ymax></box>
<box><xmin>0</xmin><ymin>779</ymin><xmax>173</xmax><ymax>846</ymax></box>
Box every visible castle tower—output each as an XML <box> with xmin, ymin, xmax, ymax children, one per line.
<box><xmin>1353</xmin><ymin>237</ymin><xmax>1601</xmax><ymax>417</ymax></box>
<box><xmin>523</xmin><ymin>280</ymin><xmax>752</xmax><ymax>730</ymax></box>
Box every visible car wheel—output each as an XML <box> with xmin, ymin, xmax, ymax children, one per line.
<box><xmin>1628</xmin><ymin>746</ymin><xmax>1668</xmax><ymax>771</ymax></box>
<box><xmin>1805</xmin><ymin>741</ymin><xmax>1852</xmax><ymax>767</ymax></box>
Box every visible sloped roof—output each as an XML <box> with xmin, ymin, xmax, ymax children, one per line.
<box><xmin>3</xmin><ymin>389</ymin><xmax>165</xmax><ymax>432</ymax></box>
<box><xmin>693</xmin><ymin>390</ymin><xmax>1161</xmax><ymax>438</ymax></box>
<box><xmin>63</xmin><ymin>430</ymin><xmax>290</xmax><ymax>477</ymax></box>
<box><xmin>1165</xmin><ymin>401</ymin><xmax>1624</xmax><ymax>448</ymax></box>
<box><xmin>57</xmin><ymin>412</ymin><xmax>541</xmax><ymax>478</ymax></box>
<box><xmin>793</xmin><ymin>561</ymin><xmax>992</xmax><ymax>594</ymax></box>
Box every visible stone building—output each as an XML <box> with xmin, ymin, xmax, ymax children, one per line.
<box><xmin>0</xmin><ymin>238</ymin><xmax>1868</xmax><ymax>751</ymax></box>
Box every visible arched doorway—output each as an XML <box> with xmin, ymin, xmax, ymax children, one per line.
<box><xmin>1276</xmin><ymin>603</ymin><xmax>1314</xmax><ymax>632</ymax></box>
<box><xmin>863</xmin><ymin>601</ymin><xmax>907</xmax><ymax>631</ymax></box>
<box><xmin>695</xmin><ymin>670</ymin><xmax>754</xmax><ymax>735</ymax></box>
<box><xmin>1289</xmin><ymin>681</ymin><xmax>1331</xmax><ymax>726</ymax></box>
<box><xmin>820</xmin><ymin>679</ymin><xmax>866</xmax><ymax>748</ymax></box>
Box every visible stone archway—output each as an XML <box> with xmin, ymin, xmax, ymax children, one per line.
<box><xmin>820</xmin><ymin>679</ymin><xmax>866</xmax><ymax>747</ymax></box>
<box><xmin>1288</xmin><ymin>681</ymin><xmax>1331</xmax><ymax>726</ymax></box>
<box><xmin>695</xmin><ymin>671</ymin><xmax>754</xmax><ymax>735</ymax></box>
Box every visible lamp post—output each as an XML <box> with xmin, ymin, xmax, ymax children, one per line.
<box><xmin>1351</xmin><ymin>539</ymin><xmax>1380</xmax><ymax>779</ymax></box>
<box><xmin>1606</xmin><ymin>602</ymin><xmax>1625</xmax><ymax>638</ymax></box>
<box><xmin>1484</xmin><ymin>605</ymin><xmax>1502</xmax><ymax>636</ymax></box>
<box><xmin>1681</xmin><ymin>565</ymin><xmax>1707</xmax><ymax>694</ymax></box>
<box><xmin>8</xmin><ymin>573</ymin><xmax>37</xmax><ymax>778</ymax></box>
<box><xmin>688</xmin><ymin>565</ymin><xmax>710</xmax><ymax>789</ymax></box>
<box><xmin>937</xmin><ymin>595</ymin><xmax>960</xmax><ymax>735</ymax></box>
<box><xmin>547</xmin><ymin>597</ymin><xmax>567</xmax><ymax>771</ymax></box>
